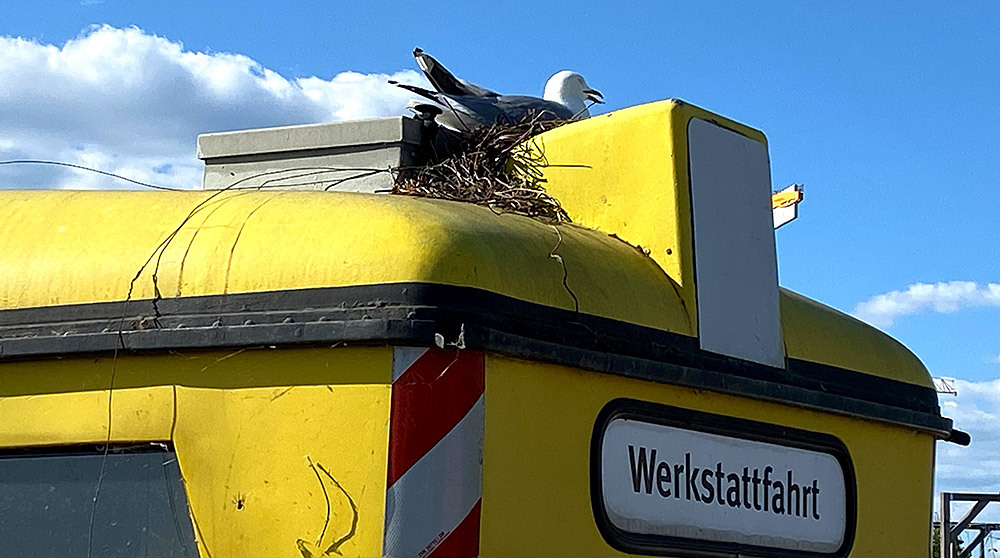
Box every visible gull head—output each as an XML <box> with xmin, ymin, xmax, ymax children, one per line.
<box><xmin>543</xmin><ymin>70</ymin><xmax>604</xmax><ymax>118</ymax></box>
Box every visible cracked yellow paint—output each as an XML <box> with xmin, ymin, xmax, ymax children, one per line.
<box><xmin>0</xmin><ymin>101</ymin><xmax>937</xmax><ymax>383</ymax></box>
<box><xmin>296</xmin><ymin>457</ymin><xmax>360</xmax><ymax>558</ymax></box>
<box><xmin>0</xmin><ymin>346</ymin><xmax>392</xmax><ymax>558</ymax></box>
<box><xmin>0</xmin><ymin>189</ymin><xmax>689</xmax><ymax>334</ymax></box>
<box><xmin>528</xmin><ymin>99</ymin><xmax>932</xmax><ymax>387</ymax></box>
<box><xmin>0</xmin><ymin>100</ymin><xmax>943</xmax><ymax>557</ymax></box>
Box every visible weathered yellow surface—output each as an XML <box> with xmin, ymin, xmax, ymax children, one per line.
<box><xmin>0</xmin><ymin>99</ymin><xmax>939</xmax><ymax>386</ymax></box>
<box><xmin>0</xmin><ymin>100</ymin><xmax>946</xmax><ymax>557</ymax></box>
<box><xmin>780</xmin><ymin>288</ymin><xmax>935</xmax><ymax>388</ymax></box>
<box><xmin>0</xmin><ymin>346</ymin><xmax>392</xmax><ymax>558</ymax></box>
<box><xmin>0</xmin><ymin>189</ymin><xmax>690</xmax><ymax>334</ymax></box>
<box><xmin>480</xmin><ymin>355</ymin><xmax>935</xmax><ymax>558</ymax></box>
<box><xmin>532</xmin><ymin>99</ymin><xmax>932</xmax><ymax>387</ymax></box>
<box><xmin>532</xmin><ymin>100</ymin><xmax>767</xmax><ymax>328</ymax></box>
<box><xmin>0</xmin><ymin>101</ymin><xmax>933</xmax><ymax>405</ymax></box>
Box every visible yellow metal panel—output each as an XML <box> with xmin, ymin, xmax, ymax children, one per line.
<box><xmin>0</xmin><ymin>100</ymin><xmax>934</xmax><ymax>393</ymax></box>
<box><xmin>175</xmin><ymin>384</ymin><xmax>387</xmax><ymax>558</ymax></box>
<box><xmin>480</xmin><ymin>355</ymin><xmax>934</xmax><ymax>557</ymax></box>
<box><xmin>0</xmin><ymin>189</ymin><xmax>689</xmax><ymax>333</ymax></box>
<box><xmin>0</xmin><ymin>346</ymin><xmax>392</xmax><ymax>558</ymax></box>
<box><xmin>531</xmin><ymin>100</ymin><xmax>933</xmax><ymax>388</ymax></box>
<box><xmin>532</xmin><ymin>100</ymin><xmax>768</xmax><ymax>332</ymax></box>
<box><xmin>780</xmin><ymin>288</ymin><xmax>934</xmax><ymax>388</ymax></box>
<box><xmin>0</xmin><ymin>387</ymin><xmax>174</xmax><ymax>446</ymax></box>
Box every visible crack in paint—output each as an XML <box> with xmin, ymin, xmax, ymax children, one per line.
<box><xmin>547</xmin><ymin>224</ymin><xmax>580</xmax><ymax>313</ymax></box>
<box><xmin>269</xmin><ymin>386</ymin><xmax>294</xmax><ymax>402</ymax></box>
<box><xmin>223</xmin><ymin>195</ymin><xmax>283</xmax><ymax>294</ymax></box>
<box><xmin>175</xmin><ymin>194</ymin><xmax>244</xmax><ymax>296</ymax></box>
<box><xmin>297</xmin><ymin>456</ymin><xmax>359</xmax><ymax>557</ymax></box>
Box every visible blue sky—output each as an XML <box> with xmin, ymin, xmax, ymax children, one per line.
<box><xmin>2</xmin><ymin>0</ymin><xmax>999</xmax><ymax>513</ymax></box>
<box><xmin>5</xmin><ymin>2</ymin><xmax>997</xmax><ymax>365</ymax></box>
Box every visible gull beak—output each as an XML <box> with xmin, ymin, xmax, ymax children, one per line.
<box><xmin>583</xmin><ymin>88</ymin><xmax>604</xmax><ymax>104</ymax></box>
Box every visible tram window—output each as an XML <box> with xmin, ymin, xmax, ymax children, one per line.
<box><xmin>0</xmin><ymin>444</ymin><xmax>198</xmax><ymax>557</ymax></box>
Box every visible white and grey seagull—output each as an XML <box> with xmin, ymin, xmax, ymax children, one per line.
<box><xmin>390</xmin><ymin>48</ymin><xmax>603</xmax><ymax>132</ymax></box>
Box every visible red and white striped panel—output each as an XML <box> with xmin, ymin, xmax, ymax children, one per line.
<box><xmin>383</xmin><ymin>346</ymin><xmax>485</xmax><ymax>558</ymax></box>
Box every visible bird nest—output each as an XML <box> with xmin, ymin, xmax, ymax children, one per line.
<box><xmin>392</xmin><ymin>115</ymin><xmax>571</xmax><ymax>222</ymax></box>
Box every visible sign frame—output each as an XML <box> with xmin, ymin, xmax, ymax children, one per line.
<box><xmin>590</xmin><ymin>398</ymin><xmax>857</xmax><ymax>558</ymax></box>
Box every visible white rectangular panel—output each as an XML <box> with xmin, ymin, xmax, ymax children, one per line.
<box><xmin>688</xmin><ymin>118</ymin><xmax>784</xmax><ymax>368</ymax></box>
<box><xmin>601</xmin><ymin>417</ymin><xmax>849</xmax><ymax>553</ymax></box>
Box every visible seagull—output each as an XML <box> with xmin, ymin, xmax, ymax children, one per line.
<box><xmin>412</xmin><ymin>47</ymin><xmax>497</xmax><ymax>98</ymax></box>
<box><xmin>390</xmin><ymin>48</ymin><xmax>603</xmax><ymax>132</ymax></box>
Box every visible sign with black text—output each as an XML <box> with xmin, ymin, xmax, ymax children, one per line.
<box><xmin>591</xmin><ymin>400</ymin><xmax>855</xmax><ymax>558</ymax></box>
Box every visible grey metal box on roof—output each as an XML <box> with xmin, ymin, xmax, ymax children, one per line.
<box><xmin>197</xmin><ymin>117</ymin><xmax>425</xmax><ymax>193</ymax></box>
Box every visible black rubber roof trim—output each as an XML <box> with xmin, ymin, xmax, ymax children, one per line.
<box><xmin>0</xmin><ymin>282</ymin><xmax>946</xmax><ymax>433</ymax></box>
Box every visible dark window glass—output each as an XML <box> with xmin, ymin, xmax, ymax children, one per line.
<box><xmin>0</xmin><ymin>444</ymin><xmax>198</xmax><ymax>557</ymax></box>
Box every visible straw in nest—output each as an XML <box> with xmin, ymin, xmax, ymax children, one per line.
<box><xmin>392</xmin><ymin>114</ymin><xmax>571</xmax><ymax>222</ymax></box>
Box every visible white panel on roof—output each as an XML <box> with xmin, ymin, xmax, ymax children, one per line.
<box><xmin>688</xmin><ymin>118</ymin><xmax>784</xmax><ymax>368</ymax></box>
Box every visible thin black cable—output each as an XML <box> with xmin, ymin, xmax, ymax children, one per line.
<box><xmin>84</xmin><ymin>165</ymin><xmax>380</xmax><ymax>557</ymax></box>
<box><xmin>0</xmin><ymin>159</ymin><xmax>182</xmax><ymax>191</ymax></box>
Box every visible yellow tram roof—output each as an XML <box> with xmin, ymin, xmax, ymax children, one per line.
<box><xmin>0</xmin><ymin>99</ymin><xmax>951</xmax><ymax>438</ymax></box>
<box><xmin>0</xmin><ymin>188</ymin><xmax>929</xmax><ymax>389</ymax></box>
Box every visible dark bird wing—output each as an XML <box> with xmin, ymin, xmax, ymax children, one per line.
<box><xmin>390</xmin><ymin>81</ymin><xmax>574</xmax><ymax>132</ymax></box>
<box><xmin>492</xmin><ymin>95</ymin><xmax>576</xmax><ymax>121</ymax></box>
<box><xmin>432</xmin><ymin>94</ymin><xmax>576</xmax><ymax>131</ymax></box>
<box><xmin>389</xmin><ymin>80</ymin><xmax>483</xmax><ymax>131</ymax></box>
<box><xmin>413</xmin><ymin>48</ymin><xmax>498</xmax><ymax>98</ymax></box>
<box><xmin>388</xmin><ymin>81</ymin><xmax>444</xmax><ymax>105</ymax></box>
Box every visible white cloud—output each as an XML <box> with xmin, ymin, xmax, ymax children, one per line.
<box><xmin>935</xmin><ymin>379</ymin><xmax>1000</xmax><ymax>522</ymax></box>
<box><xmin>852</xmin><ymin>281</ymin><xmax>1000</xmax><ymax>328</ymax></box>
<box><xmin>0</xmin><ymin>25</ymin><xmax>423</xmax><ymax>189</ymax></box>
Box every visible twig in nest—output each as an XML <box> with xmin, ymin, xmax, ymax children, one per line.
<box><xmin>392</xmin><ymin>113</ymin><xmax>571</xmax><ymax>222</ymax></box>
